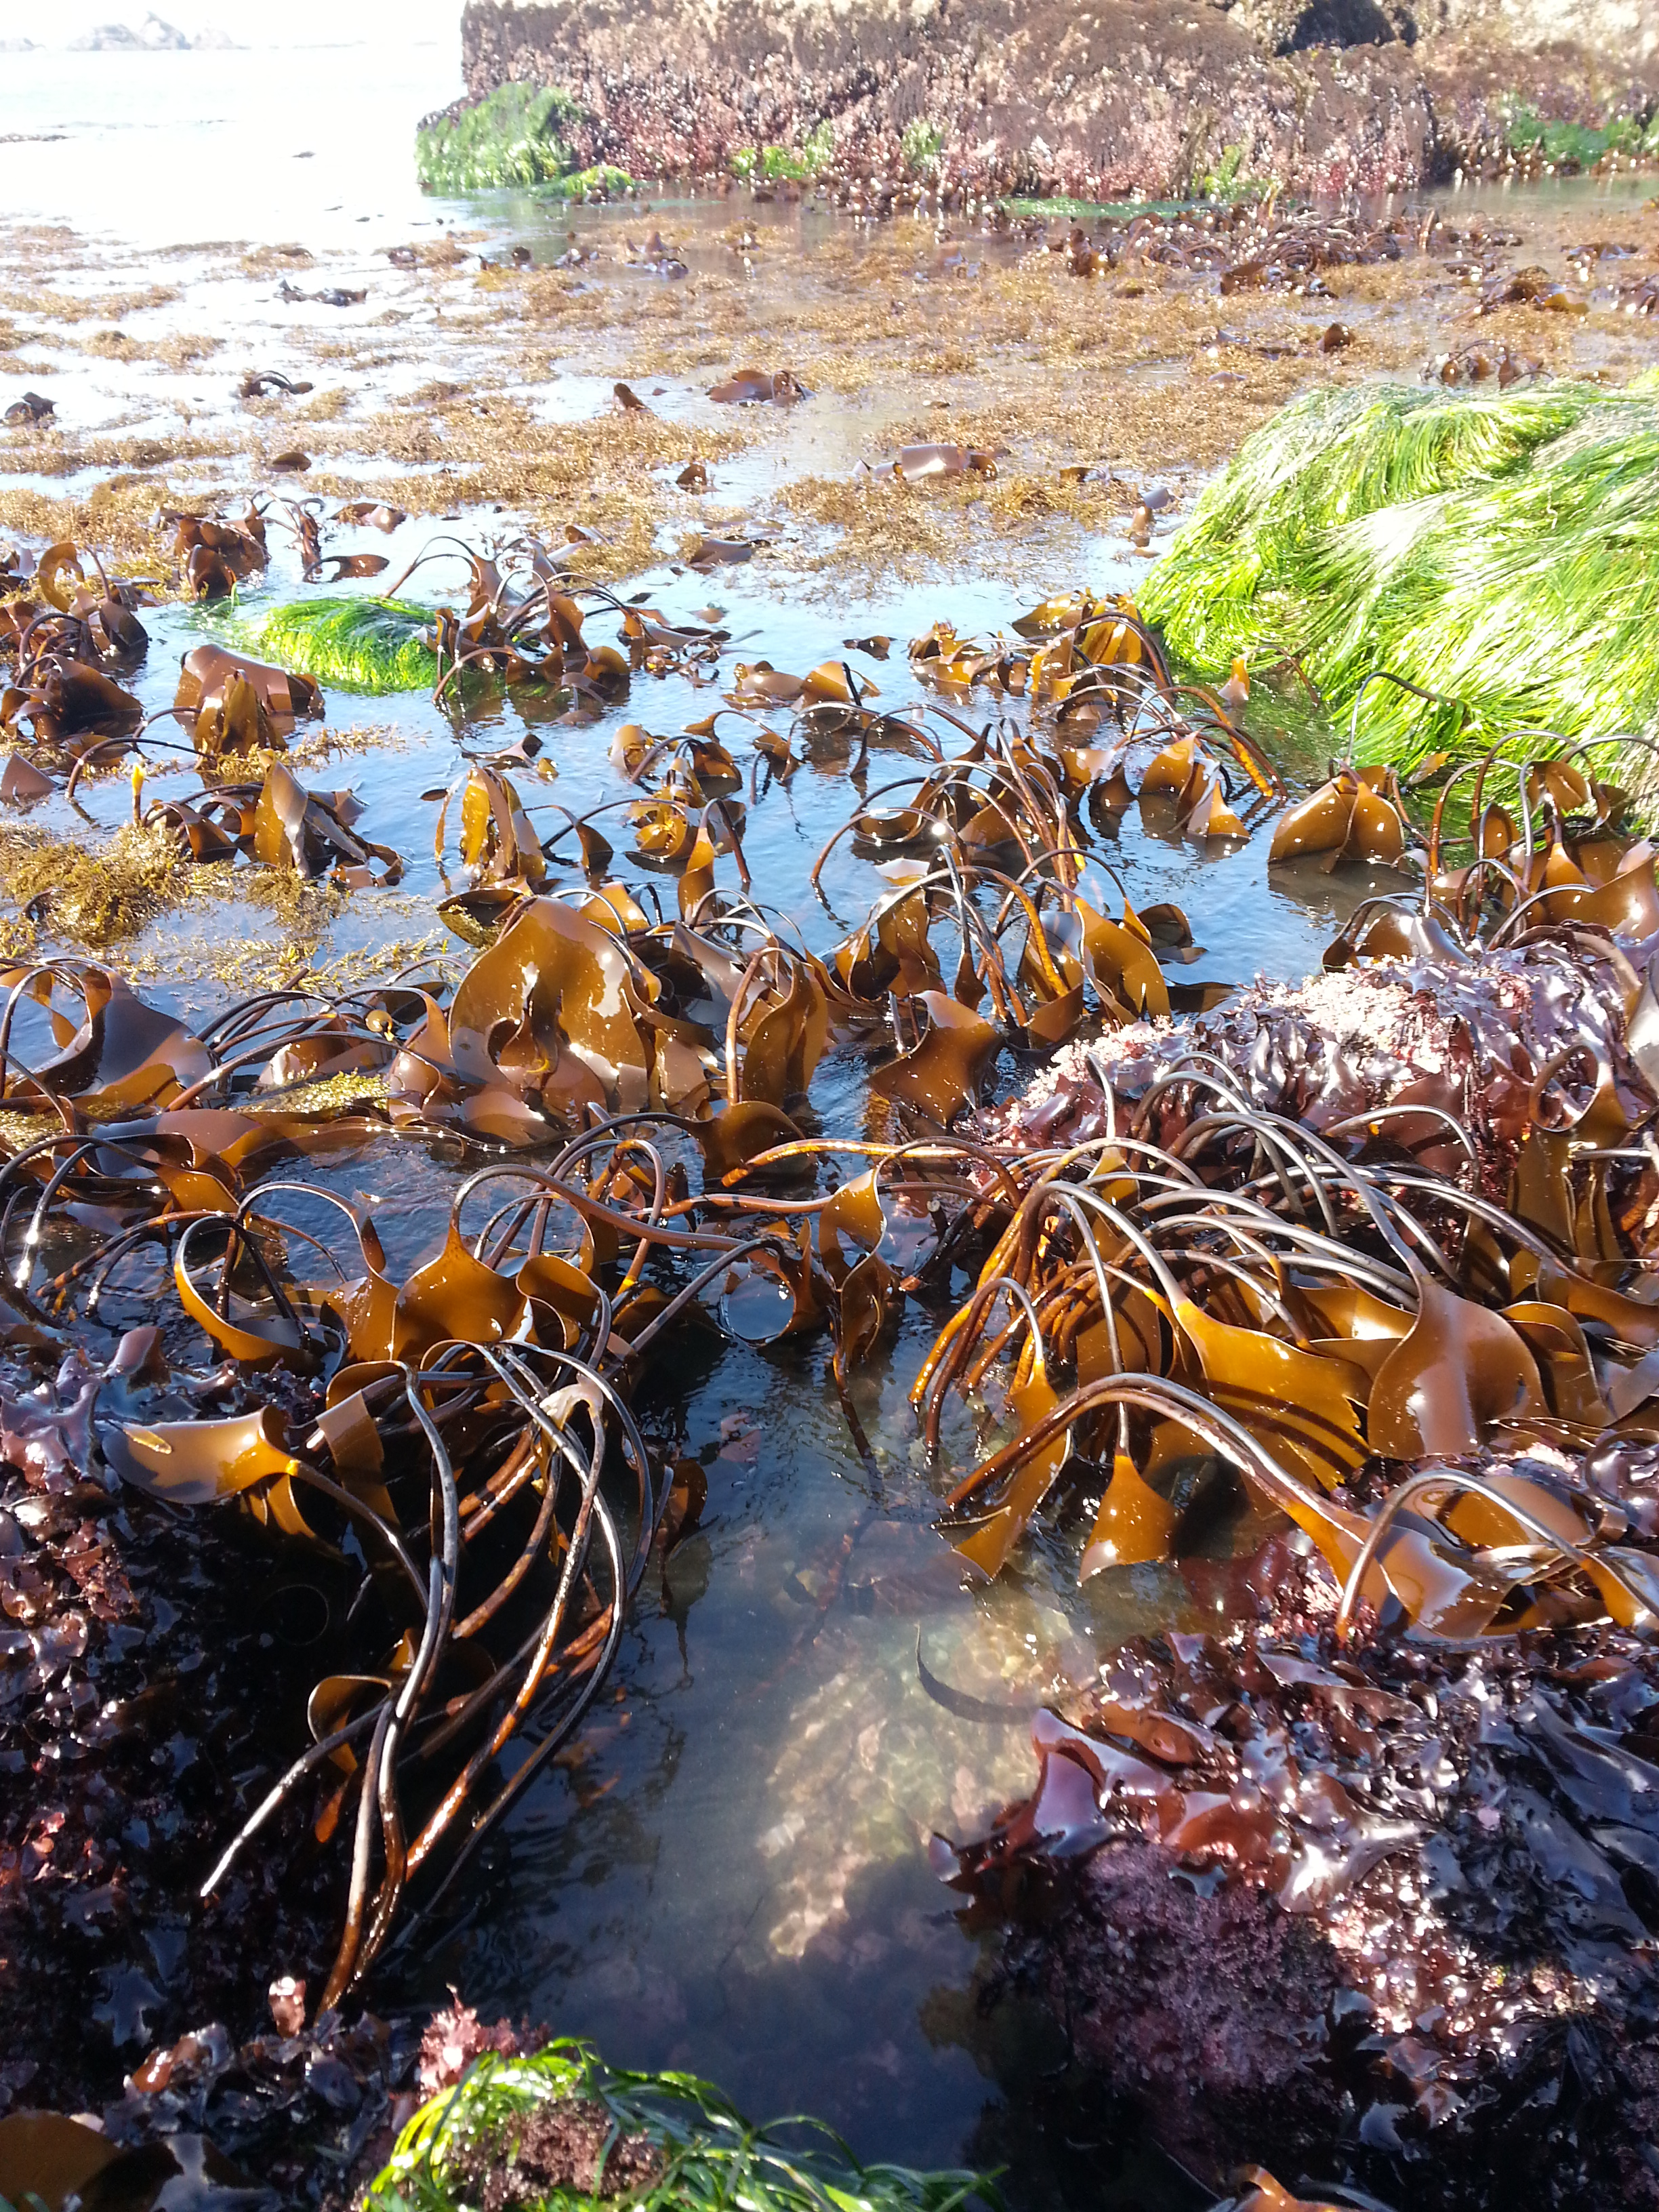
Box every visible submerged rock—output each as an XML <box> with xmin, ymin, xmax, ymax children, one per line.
<box><xmin>455</xmin><ymin>0</ymin><xmax>1659</xmax><ymax>200</ymax></box>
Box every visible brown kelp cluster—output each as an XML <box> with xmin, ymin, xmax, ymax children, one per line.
<box><xmin>258</xmin><ymin>536</ymin><xmax>710</xmax><ymax>701</ymax></box>
<box><xmin>907</xmin><ymin>766</ymin><xmax>1659</xmax><ymax>2198</ymax></box>
<box><xmin>371</xmin><ymin>537</ymin><xmax>644</xmax><ymax>706</ymax></box>
<box><xmin>0</xmin><ymin>570</ymin><xmax>1303</xmax><ymax>2046</ymax></box>
<box><xmin>0</xmin><ymin>541</ymin><xmax>151</xmax><ymax>768</ymax></box>
<box><xmin>925</xmin><ymin>811</ymin><xmax>1659</xmax><ymax>1597</ymax></box>
<box><xmin>136</xmin><ymin>753</ymin><xmax>403</xmax><ymax>888</ymax></box>
<box><xmin>0</xmin><ymin>964</ymin><xmax>695</xmax><ymax>2008</ymax></box>
<box><xmin>0</xmin><ymin>536</ymin><xmax>324</xmax><ymax>780</ymax></box>
<box><xmin>0</xmin><ymin>548</ymin><xmax>415</xmax><ymax>923</ymax></box>
<box><xmin>10</xmin><ymin>491</ymin><xmax>1659</xmax><ymax>2207</ymax></box>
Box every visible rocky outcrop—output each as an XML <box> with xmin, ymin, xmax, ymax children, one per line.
<box><xmin>1229</xmin><ymin>0</ymin><xmax>1658</xmax><ymax>67</ymax></box>
<box><xmin>457</xmin><ymin>0</ymin><xmax>1659</xmax><ymax>200</ymax></box>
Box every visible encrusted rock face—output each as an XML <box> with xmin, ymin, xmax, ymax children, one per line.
<box><xmin>458</xmin><ymin>0</ymin><xmax>1658</xmax><ymax>198</ymax></box>
<box><xmin>1231</xmin><ymin>0</ymin><xmax>1659</xmax><ymax>67</ymax></box>
<box><xmin>1425</xmin><ymin>0</ymin><xmax>1659</xmax><ymax>68</ymax></box>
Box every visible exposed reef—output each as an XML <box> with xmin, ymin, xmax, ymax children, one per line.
<box><xmin>447</xmin><ymin>0</ymin><xmax>1659</xmax><ymax>201</ymax></box>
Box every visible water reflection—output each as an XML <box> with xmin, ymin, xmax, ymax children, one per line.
<box><xmin>374</xmin><ymin>1298</ymin><xmax>1249</xmax><ymax>2198</ymax></box>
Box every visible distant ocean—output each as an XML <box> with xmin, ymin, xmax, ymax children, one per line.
<box><xmin>0</xmin><ymin>39</ymin><xmax>465</xmax><ymax>248</ymax></box>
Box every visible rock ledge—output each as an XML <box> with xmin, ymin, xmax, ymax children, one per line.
<box><xmin>457</xmin><ymin>0</ymin><xmax>1659</xmax><ymax>199</ymax></box>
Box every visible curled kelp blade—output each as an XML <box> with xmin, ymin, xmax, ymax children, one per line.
<box><xmin>870</xmin><ymin>992</ymin><xmax>999</xmax><ymax>1120</ymax></box>
<box><xmin>110</xmin><ymin>1406</ymin><xmax>300</xmax><ymax>1504</ymax></box>
<box><xmin>1080</xmin><ymin>1452</ymin><xmax>1179</xmax><ymax>1580</ymax></box>
<box><xmin>172</xmin><ymin>506</ymin><xmax>268</xmax><ymax>600</ymax></box>
<box><xmin>708</xmin><ymin>366</ymin><xmax>806</xmax><ymax>404</ymax></box>
<box><xmin>0</xmin><ymin>2112</ymin><xmax>127</xmax><ymax>2209</ymax></box>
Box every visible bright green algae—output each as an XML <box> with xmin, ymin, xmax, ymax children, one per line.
<box><xmin>414</xmin><ymin>82</ymin><xmax>636</xmax><ymax>198</ymax></box>
<box><xmin>1506</xmin><ymin>102</ymin><xmax>1659</xmax><ymax>169</ymax></box>
<box><xmin>364</xmin><ymin>2041</ymin><xmax>998</xmax><ymax>2212</ymax></box>
<box><xmin>417</xmin><ymin>84</ymin><xmax>584</xmax><ymax>192</ymax></box>
<box><xmin>1140</xmin><ymin>375</ymin><xmax>1659</xmax><ymax>765</ymax></box>
<box><xmin>253</xmin><ymin>598</ymin><xmax>438</xmax><ymax>692</ymax></box>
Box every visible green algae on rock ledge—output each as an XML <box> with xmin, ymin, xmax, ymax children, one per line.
<box><xmin>417</xmin><ymin>81</ymin><xmax>586</xmax><ymax>192</ymax></box>
<box><xmin>415</xmin><ymin>81</ymin><xmax>636</xmax><ymax>198</ymax></box>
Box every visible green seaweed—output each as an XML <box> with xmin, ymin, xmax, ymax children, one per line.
<box><xmin>731</xmin><ymin>123</ymin><xmax>834</xmax><ymax>183</ymax></box>
<box><xmin>253</xmin><ymin>597</ymin><xmax>438</xmax><ymax>693</ymax></box>
<box><xmin>364</xmin><ymin>2041</ymin><xmax>998</xmax><ymax>2212</ymax></box>
<box><xmin>417</xmin><ymin>83</ymin><xmax>586</xmax><ymax>194</ymax></box>
<box><xmin>901</xmin><ymin>121</ymin><xmax>945</xmax><ymax>175</ymax></box>
<box><xmin>540</xmin><ymin>163</ymin><xmax>635</xmax><ymax>201</ymax></box>
<box><xmin>1140</xmin><ymin>377</ymin><xmax>1659</xmax><ymax>768</ymax></box>
<box><xmin>1192</xmin><ymin>144</ymin><xmax>1267</xmax><ymax>204</ymax></box>
<box><xmin>1002</xmin><ymin>194</ymin><xmax>1189</xmax><ymax>221</ymax></box>
<box><xmin>1505</xmin><ymin>102</ymin><xmax>1659</xmax><ymax>169</ymax></box>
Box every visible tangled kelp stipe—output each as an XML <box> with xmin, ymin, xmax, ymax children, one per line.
<box><xmin>255</xmin><ymin>598</ymin><xmax>441</xmax><ymax>694</ymax></box>
<box><xmin>1141</xmin><ymin>374</ymin><xmax>1659</xmax><ymax>770</ymax></box>
<box><xmin>366</xmin><ymin>2039</ymin><xmax>996</xmax><ymax>2212</ymax></box>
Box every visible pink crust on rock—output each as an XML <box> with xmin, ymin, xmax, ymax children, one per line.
<box><xmin>990</xmin><ymin>941</ymin><xmax>1650</xmax><ymax>1199</ymax></box>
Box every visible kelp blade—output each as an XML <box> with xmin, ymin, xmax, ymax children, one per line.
<box><xmin>1141</xmin><ymin>373</ymin><xmax>1659</xmax><ymax>773</ymax></box>
<box><xmin>253</xmin><ymin>598</ymin><xmax>438</xmax><ymax>693</ymax></box>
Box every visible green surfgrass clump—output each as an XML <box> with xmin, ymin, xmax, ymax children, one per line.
<box><xmin>1506</xmin><ymin>102</ymin><xmax>1659</xmax><ymax>169</ymax></box>
<box><xmin>417</xmin><ymin>83</ymin><xmax>586</xmax><ymax>193</ymax></box>
<box><xmin>731</xmin><ymin>122</ymin><xmax>836</xmax><ymax>184</ymax></box>
<box><xmin>363</xmin><ymin>2040</ymin><xmax>998</xmax><ymax>2212</ymax></box>
<box><xmin>1140</xmin><ymin>376</ymin><xmax>1659</xmax><ymax>767</ymax></box>
<box><xmin>544</xmin><ymin>163</ymin><xmax>636</xmax><ymax>200</ymax></box>
<box><xmin>255</xmin><ymin>598</ymin><xmax>438</xmax><ymax>693</ymax></box>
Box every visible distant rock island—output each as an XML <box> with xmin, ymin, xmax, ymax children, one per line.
<box><xmin>70</xmin><ymin>14</ymin><xmax>239</xmax><ymax>49</ymax></box>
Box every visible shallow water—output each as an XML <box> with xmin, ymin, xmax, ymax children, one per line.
<box><xmin>5</xmin><ymin>39</ymin><xmax>1658</xmax><ymax>2201</ymax></box>
<box><xmin>0</xmin><ymin>35</ymin><xmax>462</xmax><ymax>250</ymax></box>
